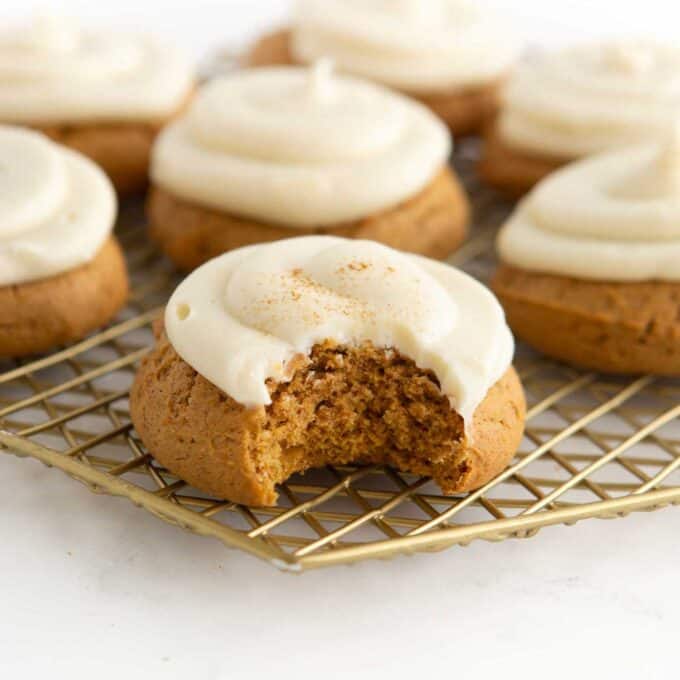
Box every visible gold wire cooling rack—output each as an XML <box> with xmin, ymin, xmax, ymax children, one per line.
<box><xmin>1</xmin><ymin>142</ymin><xmax>679</xmax><ymax>572</ymax></box>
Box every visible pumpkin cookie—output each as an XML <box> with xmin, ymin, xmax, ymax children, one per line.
<box><xmin>481</xmin><ymin>40</ymin><xmax>680</xmax><ymax>195</ymax></box>
<box><xmin>493</xmin><ymin>268</ymin><xmax>680</xmax><ymax>376</ymax></box>
<box><xmin>245</xmin><ymin>0</ymin><xmax>520</xmax><ymax>135</ymax></box>
<box><xmin>478</xmin><ymin>126</ymin><xmax>566</xmax><ymax>198</ymax></box>
<box><xmin>493</xmin><ymin>133</ymin><xmax>680</xmax><ymax>374</ymax></box>
<box><xmin>149</xmin><ymin>65</ymin><xmax>469</xmax><ymax>270</ymax></box>
<box><xmin>0</xmin><ymin>15</ymin><xmax>194</xmax><ymax>194</ymax></box>
<box><xmin>0</xmin><ymin>126</ymin><xmax>128</xmax><ymax>358</ymax></box>
<box><xmin>148</xmin><ymin>167</ymin><xmax>468</xmax><ymax>272</ymax></box>
<box><xmin>130</xmin><ymin>236</ymin><xmax>524</xmax><ymax>506</ymax></box>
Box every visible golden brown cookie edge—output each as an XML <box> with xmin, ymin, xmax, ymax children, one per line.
<box><xmin>130</xmin><ymin>331</ymin><xmax>524</xmax><ymax>507</ymax></box>
<box><xmin>493</xmin><ymin>264</ymin><xmax>680</xmax><ymax>375</ymax></box>
<box><xmin>147</xmin><ymin>166</ymin><xmax>469</xmax><ymax>271</ymax></box>
<box><xmin>0</xmin><ymin>236</ymin><xmax>129</xmax><ymax>358</ymax></box>
<box><xmin>478</xmin><ymin>123</ymin><xmax>569</xmax><ymax>197</ymax></box>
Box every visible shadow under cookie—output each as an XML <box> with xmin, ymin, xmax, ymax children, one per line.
<box><xmin>130</xmin><ymin>327</ymin><xmax>525</xmax><ymax>507</ymax></box>
<box><xmin>492</xmin><ymin>265</ymin><xmax>680</xmax><ymax>375</ymax></box>
<box><xmin>148</xmin><ymin>167</ymin><xmax>470</xmax><ymax>272</ymax></box>
<box><xmin>0</xmin><ymin>237</ymin><xmax>129</xmax><ymax>358</ymax></box>
<box><xmin>478</xmin><ymin>125</ymin><xmax>569</xmax><ymax>197</ymax></box>
<box><xmin>245</xmin><ymin>29</ymin><xmax>504</xmax><ymax>136</ymax></box>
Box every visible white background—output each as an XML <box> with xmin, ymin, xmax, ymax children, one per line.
<box><xmin>3</xmin><ymin>2</ymin><xmax>680</xmax><ymax>678</ymax></box>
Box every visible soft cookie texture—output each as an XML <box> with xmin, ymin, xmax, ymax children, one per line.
<box><xmin>0</xmin><ymin>126</ymin><xmax>128</xmax><ymax>356</ymax></box>
<box><xmin>131</xmin><ymin>325</ymin><xmax>525</xmax><ymax>506</ymax></box>
<box><xmin>133</xmin><ymin>236</ymin><xmax>520</xmax><ymax>506</ymax></box>
<box><xmin>148</xmin><ymin>167</ymin><xmax>469</xmax><ymax>271</ymax></box>
<box><xmin>493</xmin><ymin>265</ymin><xmax>680</xmax><ymax>375</ymax></box>
<box><xmin>478</xmin><ymin>124</ymin><xmax>566</xmax><ymax>196</ymax></box>
<box><xmin>245</xmin><ymin>29</ymin><xmax>503</xmax><ymax>135</ymax></box>
<box><xmin>0</xmin><ymin>237</ymin><xmax>129</xmax><ymax>358</ymax></box>
<box><xmin>150</xmin><ymin>66</ymin><xmax>463</xmax><ymax>264</ymax></box>
<box><xmin>493</xmin><ymin>136</ymin><xmax>680</xmax><ymax>374</ymax></box>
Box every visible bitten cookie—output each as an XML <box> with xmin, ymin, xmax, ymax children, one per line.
<box><xmin>245</xmin><ymin>0</ymin><xmax>519</xmax><ymax>135</ymax></box>
<box><xmin>480</xmin><ymin>40</ymin><xmax>680</xmax><ymax>195</ymax></box>
<box><xmin>130</xmin><ymin>236</ymin><xmax>525</xmax><ymax>507</ymax></box>
<box><xmin>0</xmin><ymin>126</ymin><xmax>128</xmax><ymax>358</ymax></box>
<box><xmin>149</xmin><ymin>65</ymin><xmax>469</xmax><ymax>270</ymax></box>
<box><xmin>0</xmin><ymin>15</ymin><xmax>194</xmax><ymax>194</ymax></box>
<box><xmin>493</xmin><ymin>134</ymin><xmax>680</xmax><ymax>374</ymax></box>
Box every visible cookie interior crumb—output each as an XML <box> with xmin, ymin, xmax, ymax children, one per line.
<box><xmin>131</xmin><ymin>327</ymin><xmax>490</xmax><ymax>506</ymax></box>
<box><xmin>256</xmin><ymin>340</ymin><xmax>469</xmax><ymax>496</ymax></box>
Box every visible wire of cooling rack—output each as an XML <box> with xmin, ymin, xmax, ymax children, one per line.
<box><xmin>1</xmin><ymin>145</ymin><xmax>679</xmax><ymax>572</ymax></box>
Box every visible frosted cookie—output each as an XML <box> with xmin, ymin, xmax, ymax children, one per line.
<box><xmin>130</xmin><ymin>236</ymin><xmax>525</xmax><ymax>507</ymax></box>
<box><xmin>148</xmin><ymin>64</ymin><xmax>469</xmax><ymax>270</ymax></box>
<box><xmin>0</xmin><ymin>15</ymin><xmax>194</xmax><ymax>194</ymax></box>
<box><xmin>245</xmin><ymin>0</ymin><xmax>520</xmax><ymax>135</ymax></box>
<box><xmin>480</xmin><ymin>40</ymin><xmax>680</xmax><ymax>195</ymax></box>
<box><xmin>0</xmin><ymin>126</ymin><xmax>128</xmax><ymax>358</ymax></box>
<box><xmin>493</xmin><ymin>130</ymin><xmax>680</xmax><ymax>374</ymax></box>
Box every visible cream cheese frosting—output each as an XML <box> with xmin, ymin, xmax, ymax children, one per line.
<box><xmin>151</xmin><ymin>64</ymin><xmax>451</xmax><ymax>227</ymax></box>
<box><xmin>0</xmin><ymin>15</ymin><xmax>193</xmax><ymax>124</ymax></box>
<box><xmin>0</xmin><ymin>125</ymin><xmax>116</xmax><ymax>286</ymax></box>
<box><xmin>165</xmin><ymin>236</ymin><xmax>514</xmax><ymax>426</ymax></box>
<box><xmin>290</xmin><ymin>0</ymin><xmax>519</xmax><ymax>93</ymax></box>
<box><xmin>498</xmin><ymin>40</ymin><xmax>680</xmax><ymax>158</ymax></box>
<box><xmin>497</xmin><ymin>129</ymin><xmax>680</xmax><ymax>282</ymax></box>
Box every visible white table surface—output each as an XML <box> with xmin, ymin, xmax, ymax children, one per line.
<box><xmin>3</xmin><ymin>2</ymin><xmax>679</xmax><ymax>678</ymax></box>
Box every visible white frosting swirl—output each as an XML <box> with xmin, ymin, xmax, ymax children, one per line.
<box><xmin>165</xmin><ymin>237</ymin><xmax>514</xmax><ymax>425</ymax></box>
<box><xmin>151</xmin><ymin>65</ymin><xmax>451</xmax><ymax>227</ymax></box>
<box><xmin>499</xmin><ymin>40</ymin><xmax>680</xmax><ymax>158</ymax></box>
<box><xmin>291</xmin><ymin>0</ymin><xmax>519</xmax><ymax>93</ymax></box>
<box><xmin>0</xmin><ymin>15</ymin><xmax>193</xmax><ymax>123</ymax></box>
<box><xmin>497</xmin><ymin>130</ymin><xmax>680</xmax><ymax>281</ymax></box>
<box><xmin>0</xmin><ymin>125</ymin><xmax>116</xmax><ymax>286</ymax></box>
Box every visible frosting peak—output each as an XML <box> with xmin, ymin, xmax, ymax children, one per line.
<box><xmin>291</xmin><ymin>0</ymin><xmax>519</xmax><ymax>92</ymax></box>
<box><xmin>0</xmin><ymin>125</ymin><xmax>116</xmax><ymax>286</ymax></box>
<box><xmin>497</xmin><ymin>136</ymin><xmax>680</xmax><ymax>281</ymax></box>
<box><xmin>499</xmin><ymin>40</ymin><xmax>680</xmax><ymax>158</ymax></box>
<box><xmin>166</xmin><ymin>237</ymin><xmax>514</xmax><ymax>424</ymax></box>
<box><xmin>0</xmin><ymin>15</ymin><xmax>193</xmax><ymax>123</ymax></box>
<box><xmin>306</xmin><ymin>57</ymin><xmax>335</xmax><ymax>101</ymax></box>
<box><xmin>152</xmin><ymin>66</ymin><xmax>451</xmax><ymax>227</ymax></box>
